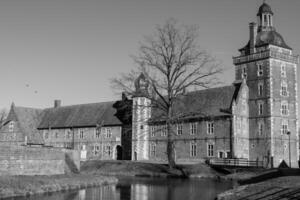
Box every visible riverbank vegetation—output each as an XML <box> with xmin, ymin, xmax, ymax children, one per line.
<box><xmin>0</xmin><ymin>174</ymin><xmax>117</xmax><ymax>199</ymax></box>
<box><xmin>81</xmin><ymin>160</ymin><xmax>230</xmax><ymax>178</ymax></box>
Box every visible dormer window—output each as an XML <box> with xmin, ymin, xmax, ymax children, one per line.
<box><xmin>8</xmin><ymin>121</ymin><xmax>14</xmax><ymax>132</ymax></box>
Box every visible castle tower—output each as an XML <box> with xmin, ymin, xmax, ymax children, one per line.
<box><xmin>233</xmin><ymin>2</ymin><xmax>299</xmax><ymax>167</ymax></box>
<box><xmin>131</xmin><ymin>73</ymin><xmax>151</xmax><ymax>160</ymax></box>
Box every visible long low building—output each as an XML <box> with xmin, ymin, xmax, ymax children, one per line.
<box><xmin>0</xmin><ymin>2</ymin><xmax>298</xmax><ymax>167</ymax></box>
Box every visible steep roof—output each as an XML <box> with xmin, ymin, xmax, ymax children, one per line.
<box><xmin>240</xmin><ymin>30</ymin><xmax>292</xmax><ymax>53</ymax></box>
<box><xmin>150</xmin><ymin>85</ymin><xmax>239</xmax><ymax>123</ymax></box>
<box><xmin>257</xmin><ymin>2</ymin><xmax>273</xmax><ymax>16</ymax></box>
<box><xmin>38</xmin><ymin>101</ymin><xmax>122</xmax><ymax>129</ymax></box>
<box><xmin>5</xmin><ymin>105</ymin><xmax>44</xmax><ymax>144</ymax></box>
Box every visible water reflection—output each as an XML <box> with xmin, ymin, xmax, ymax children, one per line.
<box><xmin>8</xmin><ymin>177</ymin><xmax>232</xmax><ymax>200</ymax></box>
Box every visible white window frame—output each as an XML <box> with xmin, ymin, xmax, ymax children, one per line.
<box><xmin>161</xmin><ymin>125</ymin><xmax>167</xmax><ymax>137</ymax></box>
<box><xmin>190</xmin><ymin>122</ymin><xmax>197</xmax><ymax>135</ymax></box>
<box><xmin>105</xmin><ymin>128</ymin><xmax>112</xmax><ymax>138</ymax></box>
<box><xmin>95</xmin><ymin>128</ymin><xmax>101</xmax><ymax>138</ymax></box>
<box><xmin>281</xmin><ymin>120</ymin><xmax>288</xmax><ymax>135</ymax></box>
<box><xmin>257</xmin><ymin>63</ymin><xmax>263</xmax><ymax>76</ymax></box>
<box><xmin>150</xmin><ymin>142</ymin><xmax>156</xmax><ymax>157</ymax></box>
<box><xmin>207</xmin><ymin>122</ymin><xmax>214</xmax><ymax>134</ymax></box>
<box><xmin>281</xmin><ymin>64</ymin><xmax>286</xmax><ymax>77</ymax></box>
<box><xmin>44</xmin><ymin>130</ymin><xmax>49</xmax><ymax>139</ymax></box>
<box><xmin>258</xmin><ymin>82</ymin><xmax>263</xmax><ymax>96</ymax></box>
<box><xmin>242</xmin><ymin>65</ymin><xmax>247</xmax><ymax>79</ymax></box>
<box><xmin>79</xmin><ymin>129</ymin><xmax>84</xmax><ymax>139</ymax></box>
<box><xmin>177</xmin><ymin>124</ymin><xmax>183</xmax><ymax>135</ymax></box>
<box><xmin>258</xmin><ymin>122</ymin><xmax>264</xmax><ymax>136</ymax></box>
<box><xmin>105</xmin><ymin>145</ymin><xmax>112</xmax><ymax>156</ymax></box>
<box><xmin>258</xmin><ymin>102</ymin><xmax>263</xmax><ymax>115</ymax></box>
<box><xmin>190</xmin><ymin>141</ymin><xmax>197</xmax><ymax>157</ymax></box>
<box><xmin>207</xmin><ymin>143</ymin><xmax>214</xmax><ymax>157</ymax></box>
<box><xmin>94</xmin><ymin>145</ymin><xmax>100</xmax><ymax>156</ymax></box>
<box><xmin>281</xmin><ymin>81</ymin><xmax>288</xmax><ymax>97</ymax></box>
<box><xmin>8</xmin><ymin>121</ymin><xmax>14</xmax><ymax>132</ymax></box>
<box><xmin>281</xmin><ymin>101</ymin><xmax>289</xmax><ymax>116</ymax></box>
<box><xmin>150</xmin><ymin>126</ymin><xmax>156</xmax><ymax>137</ymax></box>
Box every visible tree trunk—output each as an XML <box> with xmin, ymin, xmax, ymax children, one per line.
<box><xmin>167</xmin><ymin>106</ymin><xmax>176</xmax><ymax>168</ymax></box>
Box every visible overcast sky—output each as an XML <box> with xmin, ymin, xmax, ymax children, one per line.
<box><xmin>0</xmin><ymin>0</ymin><xmax>299</xmax><ymax>109</ymax></box>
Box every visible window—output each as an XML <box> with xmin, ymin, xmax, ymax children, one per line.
<box><xmin>190</xmin><ymin>123</ymin><xmax>197</xmax><ymax>135</ymax></box>
<box><xmin>177</xmin><ymin>124</ymin><xmax>183</xmax><ymax>135</ymax></box>
<box><xmin>242</xmin><ymin>65</ymin><xmax>247</xmax><ymax>79</ymax></box>
<box><xmin>281</xmin><ymin>64</ymin><xmax>286</xmax><ymax>77</ymax></box>
<box><xmin>140</xmin><ymin>125</ymin><xmax>144</xmax><ymax>130</ymax></box>
<box><xmin>106</xmin><ymin>128</ymin><xmax>112</xmax><ymax>138</ymax></box>
<box><xmin>258</xmin><ymin>102</ymin><xmax>263</xmax><ymax>115</ymax></box>
<box><xmin>258</xmin><ymin>83</ymin><xmax>263</xmax><ymax>96</ymax></box>
<box><xmin>207</xmin><ymin>122</ymin><xmax>214</xmax><ymax>134</ymax></box>
<box><xmin>281</xmin><ymin>101</ymin><xmax>289</xmax><ymax>116</ymax></box>
<box><xmin>161</xmin><ymin>125</ymin><xmax>167</xmax><ymax>137</ymax></box>
<box><xmin>55</xmin><ymin>132</ymin><xmax>59</xmax><ymax>138</ymax></box>
<box><xmin>150</xmin><ymin>143</ymin><xmax>156</xmax><ymax>157</ymax></box>
<box><xmin>95</xmin><ymin>128</ymin><xmax>101</xmax><ymax>138</ymax></box>
<box><xmin>207</xmin><ymin>144</ymin><xmax>214</xmax><ymax>157</ymax></box>
<box><xmin>258</xmin><ymin>122</ymin><xmax>264</xmax><ymax>136</ymax></box>
<box><xmin>8</xmin><ymin>121</ymin><xmax>14</xmax><ymax>132</ymax></box>
<box><xmin>65</xmin><ymin>129</ymin><xmax>72</xmax><ymax>139</ymax></box>
<box><xmin>281</xmin><ymin>120</ymin><xmax>288</xmax><ymax>135</ymax></box>
<box><xmin>190</xmin><ymin>142</ymin><xmax>197</xmax><ymax>157</ymax></box>
<box><xmin>94</xmin><ymin>145</ymin><xmax>100</xmax><ymax>156</ymax></box>
<box><xmin>257</xmin><ymin>63</ymin><xmax>263</xmax><ymax>76</ymax></box>
<box><xmin>218</xmin><ymin>151</ymin><xmax>225</xmax><ymax>158</ymax></box>
<box><xmin>79</xmin><ymin>129</ymin><xmax>84</xmax><ymax>139</ymax></box>
<box><xmin>105</xmin><ymin>145</ymin><xmax>112</xmax><ymax>156</ymax></box>
<box><xmin>281</xmin><ymin>81</ymin><xmax>288</xmax><ymax>96</ymax></box>
<box><xmin>150</xmin><ymin>126</ymin><xmax>156</xmax><ymax>137</ymax></box>
<box><xmin>44</xmin><ymin>131</ymin><xmax>49</xmax><ymax>139</ymax></box>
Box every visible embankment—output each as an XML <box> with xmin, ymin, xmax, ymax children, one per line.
<box><xmin>0</xmin><ymin>174</ymin><xmax>117</xmax><ymax>199</ymax></box>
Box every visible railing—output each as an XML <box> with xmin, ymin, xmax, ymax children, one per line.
<box><xmin>208</xmin><ymin>158</ymin><xmax>264</xmax><ymax>168</ymax></box>
<box><xmin>233</xmin><ymin>50</ymin><xmax>299</xmax><ymax>65</ymax></box>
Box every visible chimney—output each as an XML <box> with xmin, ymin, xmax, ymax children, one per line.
<box><xmin>249</xmin><ymin>22</ymin><xmax>257</xmax><ymax>54</ymax></box>
<box><xmin>54</xmin><ymin>100</ymin><xmax>61</xmax><ymax>108</ymax></box>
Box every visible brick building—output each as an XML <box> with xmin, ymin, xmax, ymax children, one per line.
<box><xmin>131</xmin><ymin>2</ymin><xmax>299</xmax><ymax>167</ymax></box>
<box><xmin>0</xmin><ymin>2</ymin><xmax>298</xmax><ymax>167</ymax></box>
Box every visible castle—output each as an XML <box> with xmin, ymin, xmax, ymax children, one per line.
<box><xmin>0</xmin><ymin>2</ymin><xmax>298</xmax><ymax>167</ymax></box>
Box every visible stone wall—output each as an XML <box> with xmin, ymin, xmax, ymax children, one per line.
<box><xmin>0</xmin><ymin>145</ymin><xmax>80</xmax><ymax>175</ymax></box>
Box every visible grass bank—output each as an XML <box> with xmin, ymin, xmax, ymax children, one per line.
<box><xmin>80</xmin><ymin>160</ymin><xmax>224</xmax><ymax>178</ymax></box>
<box><xmin>0</xmin><ymin>174</ymin><xmax>117</xmax><ymax>199</ymax></box>
<box><xmin>217</xmin><ymin>169</ymin><xmax>300</xmax><ymax>200</ymax></box>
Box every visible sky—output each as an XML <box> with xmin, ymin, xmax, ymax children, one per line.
<box><xmin>0</xmin><ymin>0</ymin><xmax>299</xmax><ymax>109</ymax></box>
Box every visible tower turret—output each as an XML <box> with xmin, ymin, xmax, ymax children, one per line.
<box><xmin>131</xmin><ymin>73</ymin><xmax>151</xmax><ymax>160</ymax></box>
<box><xmin>257</xmin><ymin>1</ymin><xmax>274</xmax><ymax>31</ymax></box>
<box><xmin>233</xmin><ymin>2</ymin><xmax>299</xmax><ymax>167</ymax></box>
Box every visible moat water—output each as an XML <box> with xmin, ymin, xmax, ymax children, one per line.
<box><xmin>9</xmin><ymin>177</ymin><xmax>233</xmax><ymax>200</ymax></box>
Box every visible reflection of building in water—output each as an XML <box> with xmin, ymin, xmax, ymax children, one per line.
<box><xmin>78</xmin><ymin>189</ymin><xmax>86</xmax><ymax>200</ymax></box>
<box><xmin>85</xmin><ymin>185</ymin><xmax>118</xmax><ymax>200</ymax></box>
<box><xmin>131</xmin><ymin>184</ymin><xmax>148</xmax><ymax>200</ymax></box>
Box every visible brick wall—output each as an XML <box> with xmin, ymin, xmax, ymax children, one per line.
<box><xmin>0</xmin><ymin>145</ymin><xmax>66</xmax><ymax>175</ymax></box>
<box><xmin>40</xmin><ymin>126</ymin><xmax>122</xmax><ymax>160</ymax></box>
<box><xmin>148</xmin><ymin>118</ymin><xmax>231</xmax><ymax>163</ymax></box>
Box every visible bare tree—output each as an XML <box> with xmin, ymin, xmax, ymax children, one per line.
<box><xmin>112</xmin><ymin>19</ymin><xmax>222</xmax><ymax>168</ymax></box>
